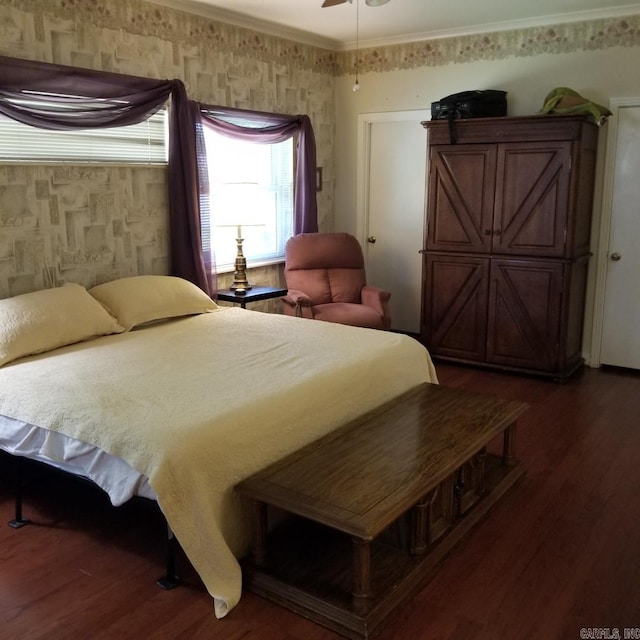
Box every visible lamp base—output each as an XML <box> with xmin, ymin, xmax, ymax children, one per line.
<box><xmin>229</xmin><ymin>281</ymin><xmax>252</xmax><ymax>294</ymax></box>
<box><xmin>229</xmin><ymin>239</ymin><xmax>252</xmax><ymax>293</ymax></box>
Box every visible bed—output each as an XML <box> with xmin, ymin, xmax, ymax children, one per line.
<box><xmin>0</xmin><ymin>275</ymin><xmax>437</xmax><ymax>618</ymax></box>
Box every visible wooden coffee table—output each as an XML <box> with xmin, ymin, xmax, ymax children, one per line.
<box><xmin>236</xmin><ymin>382</ymin><xmax>527</xmax><ymax>639</ymax></box>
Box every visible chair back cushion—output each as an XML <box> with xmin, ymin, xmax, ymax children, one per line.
<box><xmin>284</xmin><ymin>233</ymin><xmax>366</xmax><ymax>304</ymax></box>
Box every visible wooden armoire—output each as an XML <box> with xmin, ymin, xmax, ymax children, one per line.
<box><xmin>420</xmin><ymin>114</ymin><xmax>599</xmax><ymax>379</ymax></box>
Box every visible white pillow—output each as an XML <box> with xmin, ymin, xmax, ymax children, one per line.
<box><xmin>89</xmin><ymin>275</ymin><xmax>218</xmax><ymax>331</ymax></box>
<box><xmin>0</xmin><ymin>283</ymin><xmax>125</xmax><ymax>367</ymax></box>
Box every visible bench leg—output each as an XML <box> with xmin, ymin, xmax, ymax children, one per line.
<box><xmin>410</xmin><ymin>491</ymin><xmax>434</xmax><ymax>555</ymax></box>
<box><xmin>503</xmin><ymin>422</ymin><xmax>518</xmax><ymax>467</ymax></box>
<box><xmin>351</xmin><ymin>538</ymin><xmax>371</xmax><ymax>610</ymax></box>
<box><xmin>252</xmin><ymin>501</ymin><xmax>267</xmax><ymax>567</ymax></box>
<box><xmin>477</xmin><ymin>447</ymin><xmax>488</xmax><ymax>496</ymax></box>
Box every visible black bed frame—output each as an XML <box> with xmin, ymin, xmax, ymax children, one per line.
<box><xmin>4</xmin><ymin>452</ymin><xmax>181</xmax><ymax>590</ymax></box>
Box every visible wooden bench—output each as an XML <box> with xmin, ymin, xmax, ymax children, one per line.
<box><xmin>236</xmin><ymin>382</ymin><xmax>528</xmax><ymax>639</ymax></box>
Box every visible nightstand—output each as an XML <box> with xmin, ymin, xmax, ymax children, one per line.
<box><xmin>216</xmin><ymin>286</ymin><xmax>288</xmax><ymax>310</ymax></box>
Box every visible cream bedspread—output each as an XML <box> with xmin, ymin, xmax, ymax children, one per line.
<box><xmin>0</xmin><ymin>307</ymin><xmax>437</xmax><ymax>617</ymax></box>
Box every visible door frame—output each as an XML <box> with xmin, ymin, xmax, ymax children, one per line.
<box><xmin>589</xmin><ymin>97</ymin><xmax>640</xmax><ymax>367</ymax></box>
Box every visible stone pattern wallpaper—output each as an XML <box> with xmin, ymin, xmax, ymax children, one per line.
<box><xmin>0</xmin><ymin>0</ymin><xmax>335</xmax><ymax>299</ymax></box>
<box><xmin>0</xmin><ymin>165</ymin><xmax>167</xmax><ymax>298</ymax></box>
<box><xmin>0</xmin><ymin>0</ymin><xmax>637</xmax><ymax>300</ymax></box>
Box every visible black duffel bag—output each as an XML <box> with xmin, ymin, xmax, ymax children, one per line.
<box><xmin>431</xmin><ymin>90</ymin><xmax>507</xmax><ymax>143</ymax></box>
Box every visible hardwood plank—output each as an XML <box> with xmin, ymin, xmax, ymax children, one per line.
<box><xmin>1</xmin><ymin>363</ymin><xmax>639</xmax><ymax>639</ymax></box>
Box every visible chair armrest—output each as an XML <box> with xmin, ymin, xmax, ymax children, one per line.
<box><xmin>361</xmin><ymin>285</ymin><xmax>392</xmax><ymax>328</ymax></box>
<box><xmin>284</xmin><ymin>290</ymin><xmax>313</xmax><ymax>307</ymax></box>
<box><xmin>282</xmin><ymin>290</ymin><xmax>314</xmax><ymax>319</ymax></box>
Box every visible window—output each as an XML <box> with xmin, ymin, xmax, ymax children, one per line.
<box><xmin>0</xmin><ymin>98</ymin><xmax>168</xmax><ymax>164</ymax></box>
<box><xmin>203</xmin><ymin>126</ymin><xmax>294</xmax><ymax>271</ymax></box>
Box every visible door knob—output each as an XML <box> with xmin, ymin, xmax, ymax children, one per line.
<box><xmin>367</xmin><ymin>236</ymin><xmax>376</xmax><ymax>244</ymax></box>
<box><xmin>611</xmin><ymin>252</ymin><xmax>622</xmax><ymax>261</ymax></box>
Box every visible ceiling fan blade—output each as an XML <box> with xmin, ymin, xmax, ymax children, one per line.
<box><xmin>321</xmin><ymin>0</ymin><xmax>350</xmax><ymax>7</ymax></box>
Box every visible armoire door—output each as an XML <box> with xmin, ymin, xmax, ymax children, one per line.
<box><xmin>486</xmin><ymin>258</ymin><xmax>563</xmax><ymax>371</ymax></box>
<box><xmin>493</xmin><ymin>142</ymin><xmax>572</xmax><ymax>258</ymax></box>
<box><xmin>427</xmin><ymin>145</ymin><xmax>496</xmax><ymax>254</ymax></box>
<box><xmin>422</xmin><ymin>254</ymin><xmax>489</xmax><ymax>361</ymax></box>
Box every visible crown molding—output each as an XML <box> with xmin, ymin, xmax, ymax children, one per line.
<box><xmin>338</xmin><ymin>4</ymin><xmax>640</xmax><ymax>50</ymax></box>
<box><xmin>145</xmin><ymin>0</ymin><xmax>640</xmax><ymax>52</ymax></box>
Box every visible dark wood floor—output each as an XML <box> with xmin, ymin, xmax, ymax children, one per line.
<box><xmin>1</xmin><ymin>362</ymin><xmax>639</xmax><ymax>640</ymax></box>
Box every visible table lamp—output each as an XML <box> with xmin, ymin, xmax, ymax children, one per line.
<box><xmin>214</xmin><ymin>183</ymin><xmax>265</xmax><ymax>294</ymax></box>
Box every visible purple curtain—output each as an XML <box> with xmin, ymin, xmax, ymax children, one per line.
<box><xmin>166</xmin><ymin>91</ymin><xmax>212</xmax><ymax>294</ymax></box>
<box><xmin>192</xmin><ymin>102</ymin><xmax>217</xmax><ymax>295</ymax></box>
<box><xmin>200</xmin><ymin>105</ymin><xmax>318</xmax><ymax>235</ymax></box>
<box><xmin>0</xmin><ymin>55</ymin><xmax>209</xmax><ymax>294</ymax></box>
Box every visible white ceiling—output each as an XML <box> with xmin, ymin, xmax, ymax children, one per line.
<box><xmin>153</xmin><ymin>0</ymin><xmax>640</xmax><ymax>50</ymax></box>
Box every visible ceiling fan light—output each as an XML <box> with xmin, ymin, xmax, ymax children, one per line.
<box><xmin>365</xmin><ymin>0</ymin><xmax>390</xmax><ymax>6</ymax></box>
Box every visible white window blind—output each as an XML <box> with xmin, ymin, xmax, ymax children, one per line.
<box><xmin>0</xmin><ymin>103</ymin><xmax>168</xmax><ymax>164</ymax></box>
<box><xmin>203</xmin><ymin>127</ymin><xmax>294</xmax><ymax>270</ymax></box>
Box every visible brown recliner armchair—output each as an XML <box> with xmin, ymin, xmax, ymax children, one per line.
<box><xmin>281</xmin><ymin>232</ymin><xmax>391</xmax><ymax>330</ymax></box>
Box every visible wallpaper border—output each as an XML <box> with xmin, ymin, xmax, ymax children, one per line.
<box><xmin>340</xmin><ymin>14</ymin><xmax>640</xmax><ymax>75</ymax></box>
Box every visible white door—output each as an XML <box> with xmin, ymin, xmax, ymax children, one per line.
<box><xmin>357</xmin><ymin>111</ymin><xmax>428</xmax><ymax>333</ymax></box>
<box><xmin>599</xmin><ymin>101</ymin><xmax>640</xmax><ymax>369</ymax></box>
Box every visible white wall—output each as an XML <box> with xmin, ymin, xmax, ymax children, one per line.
<box><xmin>333</xmin><ymin>44</ymin><xmax>639</xmax><ymax>361</ymax></box>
